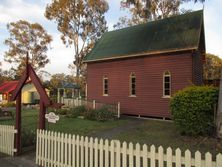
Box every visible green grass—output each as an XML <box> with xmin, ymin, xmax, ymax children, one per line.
<box><xmin>0</xmin><ymin>108</ymin><xmax>128</xmax><ymax>136</ymax></box>
<box><xmin>0</xmin><ymin>109</ymin><xmax>39</xmax><ymax>131</ymax></box>
<box><xmin>47</xmin><ymin>116</ymin><xmax>127</xmax><ymax>136</ymax></box>
<box><xmin>115</xmin><ymin>119</ymin><xmax>222</xmax><ymax>157</ymax></box>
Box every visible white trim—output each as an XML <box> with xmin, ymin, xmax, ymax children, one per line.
<box><xmin>129</xmin><ymin>73</ymin><xmax>136</xmax><ymax>96</ymax></box>
<box><xmin>103</xmin><ymin>76</ymin><xmax>108</xmax><ymax>96</ymax></box>
<box><xmin>129</xmin><ymin>95</ymin><xmax>137</xmax><ymax>98</ymax></box>
<box><xmin>162</xmin><ymin>96</ymin><xmax>171</xmax><ymax>99</ymax></box>
<box><xmin>163</xmin><ymin>71</ymin><xmax>171</xmax><ymax>97</ymax></box>
<box><xmin>83</xmin><ymin>48</ymin><xmax>196</xmax><ymax>63</ymax></box>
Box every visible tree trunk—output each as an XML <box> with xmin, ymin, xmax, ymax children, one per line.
<box><xmin>76</xmin><ymin>64</ymin><xmax>80</xmax><ymax>78</ymax></box>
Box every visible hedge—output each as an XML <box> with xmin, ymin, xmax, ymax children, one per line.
<box><xmin>170</xmin><ymin>86</ymin><xmax>218</xmax><ymax>136</ymax></box>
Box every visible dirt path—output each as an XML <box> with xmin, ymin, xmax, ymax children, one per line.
<box><xmin>91</xmin><ymin>116</ymin><xmax>145</xmax><ymax>140</ymax></box>
<box><xmin>0</xmin><ymin>150</ymin><xmax>36</xmax><ymax>167</ymax></box>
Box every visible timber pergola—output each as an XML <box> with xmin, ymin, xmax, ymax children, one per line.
<box><xmin>11</xmin><ymin>55</ymin><xmax>62</xmax><ymax>155</ymax></box>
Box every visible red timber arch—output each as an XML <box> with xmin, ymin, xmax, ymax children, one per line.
<box><xmin>11</xmin><ymin>54</ymin><xmax>62</xmax><ymax>155</ymax></box>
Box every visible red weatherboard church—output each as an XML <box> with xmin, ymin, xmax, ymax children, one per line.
<box><xmin>84</xmin><ymin>10</ymin><xmax>205</xmax><ymax>118</ymax></box>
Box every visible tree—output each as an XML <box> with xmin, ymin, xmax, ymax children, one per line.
<box><xmin>45</xmin><ymin>0</ymin><xmax>109</xmax><ymax>77</ymax></box>
<box><xmin>4</xmin><ymin>20</ymin><xmax>52</xmax><ymax>76</ymax></box>
<box><xmin>204</xmin><ymin>53</ymin><xmax>222</xmax><ymax>80</ymax></box>
<box><xmin>114</xmin><ymin>0</ymin><xmax>205</xmax><ymax>29</ymax></box>
<box><xmin>0</xmin><ymin>64</ymin><xmax>15</xmax><ymax>84</ymax></box>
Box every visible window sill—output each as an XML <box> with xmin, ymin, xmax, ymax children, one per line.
<box><xmin>162</xmin><ymin>96</ymin><xmax>171</xmax><ymax>99</ymax></box>
<box><xmin>129</xmin><ymin>95</ymin><xmax>137</xmax><ymax>97</ymax></box>
<box><xmin>103</xmin><ymin>94</ymin><xmax>109</xmax><ymax>96</ymax></box>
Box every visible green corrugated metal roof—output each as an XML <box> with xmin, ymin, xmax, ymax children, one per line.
<box><xmin>84</xmin><ymin>10</ymin><xmax>203</xmax><ymax>62</ymax></box>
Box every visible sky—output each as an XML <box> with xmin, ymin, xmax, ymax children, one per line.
<box><xmin>0</xmin><ymin>0</ymin><xmax>221</xmax><ymax>76</ymax></box>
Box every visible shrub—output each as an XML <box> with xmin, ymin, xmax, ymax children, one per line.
<box><xmin>67</xmin><ymin>106</ymin><xmax>87</xmax><ymax>118</ymax></box>
<box><xmin>53</xmin><ymin>109</ymin><xmax>67</xmax><ymax>115</ymax></box>
<box><xmin>95</xmin><ymin>106</ymin><xmax>115</xmax><ymax>121</ymax></box>
<box><xmin>84</xmin><ymin>109</ymin><xmax>96</xmax><ymax>120</ymax></box>
<box><xmin>21</xmin><ymin>129</ymin><xmax>36</xmax><ymax>147</ymax></box>
<box><xmin>170</xmin><ymin>86</ymin><xmax>218</xmax><ymax>136</ymax></box>
<box><xmin>0</xmin><ymin>102</ymin><xmax>16</xmax><ymax>107</ymax></box>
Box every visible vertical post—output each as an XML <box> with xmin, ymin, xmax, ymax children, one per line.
<box><xmin>63</xmin><ymin>89</ymin><xmax>67</xmax><ymax>98</ymax></box>
<box><xmin>72</xmin><ymin>89</ymin><xmax>75</xmax><ymax>98</ymax></box>
<box><xmin>57</xmin><ymin>88</ymin><xmax>60</xmax><ymax>103</ymax></box>
<box><xmin>15</xmin><ymin>92</ymin><xmax>21</xmax><ymax>155</ymax></box>
<box><xmin>117</xmin><ymin>102</ymin><xmax>120</xmax><ymax>118</ymax></box>
<box><xmin>39</xmin><ymin>99</ymin><xmax>46</xmax><ymax>130</ymax></box>
<box><xmin>217</xmin><ymin>69</ymin><xmax>222</xmax><ymax>138</ymax></box>
<box><xmin>93</xmin><ymin>100</ymin><xmax>96</xmax><ymax>109</ymax></box>
<box><xmin>85</xmin><ymin>84</ymin><xmax>87</xmax><ymax>100</ymax></box>
<box><xmin>78</xmin><ymin>90</ymin><xmax>81</xmax><ymax>98</ymax></box>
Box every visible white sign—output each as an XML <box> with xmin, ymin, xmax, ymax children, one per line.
<box><xmin>45</xmin><ymin>112</ymin><xmax>59</xmax><ymax>123</ymax></box>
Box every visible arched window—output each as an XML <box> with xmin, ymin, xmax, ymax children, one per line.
<box><xmin>103</xmin><ymin>76</ymin><xmax>108</xmax><ymax>96</ymax></box>
<box><xmin>130</xmin><ymin>73</ymin><xmax>136</xmax><ymax>96</ymax></box>
<box><xmin>163</xmin><ymin>71</ymin><xmax>171</xmax><ymax>97</ymax></box>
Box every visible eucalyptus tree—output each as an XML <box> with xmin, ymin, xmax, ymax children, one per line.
<box><xmin>45</xmin><ymin>0</ymin><xmax>109</xmax><ymax>77</ymax></box>
<box><xmin>114</xmin><ymin>0</ymin><xmax>205</xmax><ymax>29</ymax></box>
<box><xmin>4</xmin><ymin>20</ymin><xmax>52</xmax><ymax>76</ymax></box>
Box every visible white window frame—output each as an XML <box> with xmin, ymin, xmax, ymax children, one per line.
<box><xmin>129</xmin><ymin>73</ymin><xmax>136</xmax><ymax>97</ymax></box>
<box><xmin>103</xmin><ymin>76</ymin><xmax>108</xmax><ymax>96</ymax></box>
<box><xmin>163</xmin><ymin>71</ymin><xmax>171</xmax><ymax>98</ymax></box>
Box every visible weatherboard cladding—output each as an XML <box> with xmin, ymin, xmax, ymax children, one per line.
<box><xmin>86</xmin><ymin>10</ymin><xmax>204</xmax><ymax>117</ymax></box>
<box><xmin>84</xmin><ymin>10</ymin><xmax>203</xmax><ymax>62</ymax></box>
<box><xmin>86</xmin><ymin>52</ymin><xmax>193</xmax><ymax>118</ymax></box>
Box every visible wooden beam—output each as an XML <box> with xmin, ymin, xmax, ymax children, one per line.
<box><xmin>28</xmin><ymin>65</ymin><xmax>51</xmax><ymax>106</ymax></box>
<box><xmin>11</xmin><ymin>71</ymin><xmax>28</xmax><ymax>101</ymax></box>
<box><xmin>39</xmin><ymin>99</ymin><xmax>46</xmax><ymax>130</ymax></box>
<box><xmin>15</xmin><ymin>92</ymin><xmax>21</xmax><ymax>155</ymax></box>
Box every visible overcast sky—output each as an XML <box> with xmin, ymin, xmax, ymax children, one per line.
<box><xmin>0</xmin><ymin>0</ymin><xmax>221</xmax><ymax>76</ymax></box>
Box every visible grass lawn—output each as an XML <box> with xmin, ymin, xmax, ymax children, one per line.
<box><xmin>0</xmin><ymin>108</ymin><xmax>129</xmax><ymax>136</ymax></box>
<box><xmin>115</xmin><ymin>119</ymin><xmax>222</xmax><ymax>157</ymax></box>
<box><xmin>47</xmin><ymin>116</ymin><xmax>129</xmax><ymax>136</ymax></box>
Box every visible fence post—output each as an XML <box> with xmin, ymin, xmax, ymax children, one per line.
<box><xmin>93</xmin><ymin>100</ymin><xmax>96</xmax><ymax>109</ymax></box>
<box><xmin>117</xmin><ymin>102</ymin><xmax>120</xmax><ymax>118</ymax></box>
<box><xmin>76</xmin><ymin>98</ymin><xmax>78</xmax><ymax>106</ymax></box>
<box><xmin>15</xmin><ymin>92</ymin><xmax>21</xmax><ymax>155</ymax></box>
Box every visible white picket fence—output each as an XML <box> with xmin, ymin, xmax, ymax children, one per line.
<box><xmin>36</xmin><ymin>129</ymin><xmax>222</xmax><ymax>167</ymax></box>
<box><xmin>0</xmin><ymin>125</ymin><xmax>17</xmax><ymax>156</ymax></box>
<box><xmin>61</xmin><ymin>98</ymin><xmax>121</xmax><ymax>118</ymax></box>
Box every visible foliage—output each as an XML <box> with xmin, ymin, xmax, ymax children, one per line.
<box><xmin>47</xmin><ymin>73</ymin><xmax>75</xmax><ymax>96</ymax></box>
<box><xmin>170</xmin><ymin>86</ymin><xmax>218</xmax><ymax>136</ymax></box>
<box><xmin>83</xmin><ymin>108</ymin><xmax>96</xmax><ymax>120</ymax></box>
<box><xmin>53</xmin><ymin>109</ymin><xmax>67</xmax><ymax>115</ymax></box>
<box><xmin>94</xmin><ymin>106</ymin><xmax>115</xmax><ymax>121</ymax></box>
<box><xmin>45</xmin><ymin>0</ymin><xmax>108</xmax><ymax>77</ymax></box>
<box><xmin>46</xmin><ymin>73</ymin><xmax>85</xmax><ymax>98</ymax></box>
<box><xmin>4</xmin><ymin>20</ymin><xmax>52</xmax><ymax>77</ymax></box>
<box><xmin>204</xmin><ymin>53</ymin><xmax>222</xmax><ymax>80</ymax></box>
<box><xmin>114</xmin><ymin>0</ymin><xmax>205</xmax><ymax>29</ymax></box>
<box><xmin>63</xmin><ymin>105</ymin><xmax>116</xmax><ymax>121</ymax></box>
<box><xmin>21</xmin><ymin>129</ymin><xmax>36</xmax><ymax>147</ymax></box>
<box><xmin>0</xmin><ymin>102</ymin><xmax>16</xmax><ymax>108</ymax></box>
<box><xmin>114</xmin><ymin>0</ymin><xmax>181</xmax><ymax>29</ymax></box>
<box><xmin>0</xmin><ymin>66</ymin><xmax>15</xmax><ymax>84</ymax></box>
<box><xmin>67</xmin><ymin>106</ymin><xmax>87</xmax><ymax>118</ymax></box>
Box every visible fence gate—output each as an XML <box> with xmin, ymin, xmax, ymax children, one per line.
<box><xmin>0</xmin><ymin>125</ymin><xmax>17</xmax><ymax>156</ymax></box>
